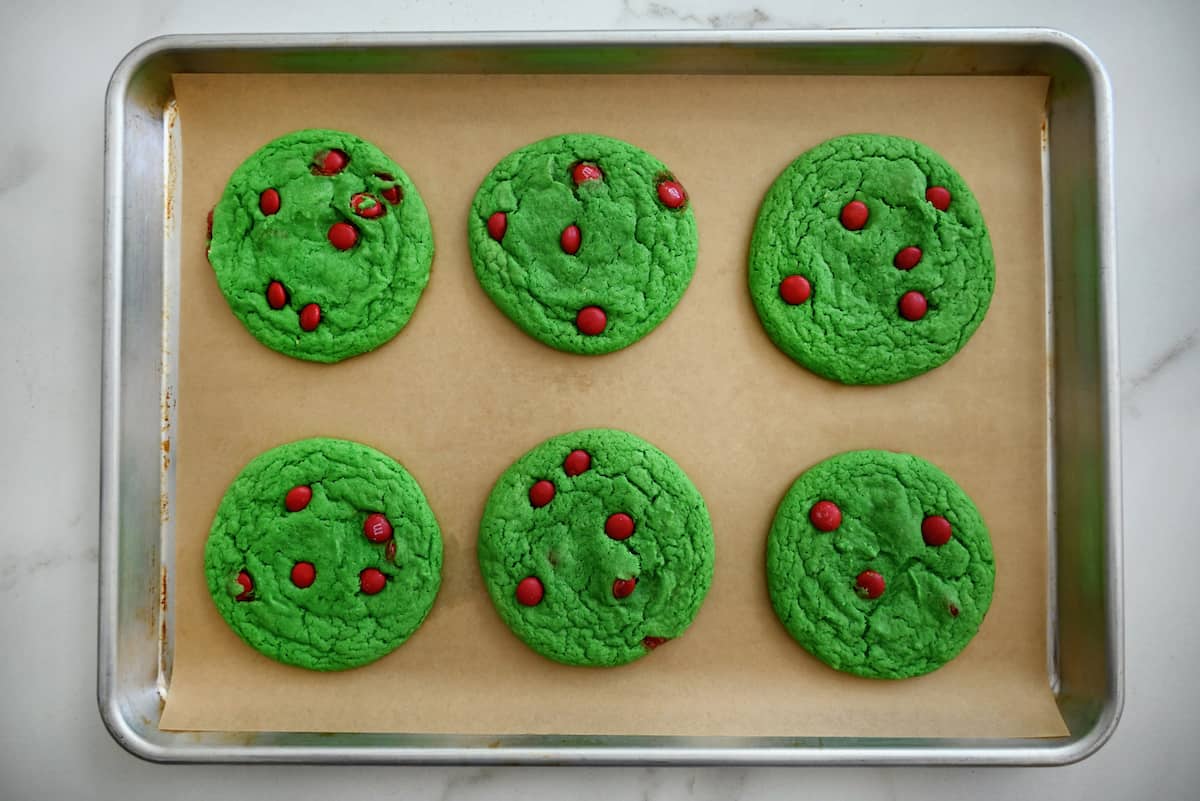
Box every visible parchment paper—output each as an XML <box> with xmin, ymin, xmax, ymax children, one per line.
<box><xmin>161</xmin><ymin>73</ymin><xmax>1066</xmax><ymax>738</ymax></box>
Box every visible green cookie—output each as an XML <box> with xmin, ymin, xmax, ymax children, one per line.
<box><xmin>204</xmin><ymin>438</ymin><xmax>443</xmax><ymax>671</ymax></box>
<box><xmin>468</xmin><ymin>134</ymin><xmax>698</xmax><ymax>355</ymax></box>
<box><xmin>478</xmin><ymin>429</ymin><xmax>714</xmax><ymax>666</ymax></box>
<box><xmin>208</xmin><ymin>129</ymin><xmax>433</xmax><ymax>363</ymax></box>
<box><xmin>766</xmin><ymin>450</ymin><xmax>994</xmax><ymax>679</ymax></box>
<box><xmin>749</xmin><ymin>134</ymin><xmax>995</xmax><ymax>384</ymax></box>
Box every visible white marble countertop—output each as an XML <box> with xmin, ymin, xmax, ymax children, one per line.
<box><xmin>1</xmin><ymin>0</ymin><xmax>1196</xmax><ymax>797</ymax></box>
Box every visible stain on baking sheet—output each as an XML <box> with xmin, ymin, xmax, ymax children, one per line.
<box><xmin>164</xmin><ymin>101</ymin><xmax>179</xmax><ymax>229</ymax></box>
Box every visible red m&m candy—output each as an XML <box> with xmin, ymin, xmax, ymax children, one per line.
<box><xmin>564</xmin><ymin>449</ymin><xmax>591</xmax><ymax>476</ymax></box>
<box><xmin>573</xmin><ymin>163</ymin><xmax>603</xmax><ymax>184</ymax></box>
<box><xmin>840</xmin><ymin>200</ymin><xmax>869</xmax><ymax>230</ymax></box>
<box><xmin>899</xmin><ymin>291</ymin><xmax>928</xmax><ymax>321</ymax></box>
<box><xmin>299</xmin><ymin>303</ymin><xmax>321</xmax><ymax>332</ymax></box>
<box><xmin>855</xmin><ymin>570</ymin><xmax>886</xmax><ymax>599</ymax></box>
<box><xmin>266</xmin><ymin>281</ymin><xmax>289</xmax><ymax>310</ymax></box>
<box><xmin>809</xmin><ymin>500</ymin><xmax>842</xmax><ymax>532</ymax></box>
<box><xmin>234</xmin><ymin>571</ymin><xmax>253</xmax><ymax>601</ymax></box>
<box><xmin>529</xmin><ymin>480</ymin><xmax>555</xmax><ymax>508</ymax></box>
<box><xmin>561</xmin><ymin>224</ymin><xmax>582</xmax><ymax>255</ymax></box>
<box><xmin>605</xmin><ymin>513</ymin><xmax>635</xmax><ymax>540</ymax></box>
<box><xmin>612</xmin><ymin>578</ymin><xmax>637</xmax><ymax>598</ymax></box>
<box><xmin>328</xmin><ymin>222</ymin><xmax>358</xmax><ymax>250</ymax></box>
<box><xmin>363</xmin><ymin>513</ymin><xmax>393</xmax><ymax>543</ymax></box>
<box><xmin>351</xmin><ymin>193</ymin><xmax>386</xmax><ymax>219</ymax></box>
<box><xmin>290</xmin><ymin>562</ymin><xmax>316</xmax><ymax>589</ymax></box>
<box><xmin>926</xmin><ymin>186</ymin><xmax>951</xmax><ymax>211</ymax></box>
<box><xmin>315</xmin><ymin>148</ymin><xmax>348</xmax><ymax>175</ymax></box>
<box><xmin>922</xmin><ymin>515</ymin><xmax>953</xmax><ymax>546</ymax></box>
<box><xmin>657</xmin><ymin>180</ymin><xmax>687</xmax><ymax>209</ymax></box>
<box><xmin>779</xmin><ymin>275</ymin><xmax>812</xmax><ymax>305</ymax></box>
<box><xmin>360</xmin><ymin>568</ymin><xmax>387</xmax><ymax>595</ymax></box>
<box><xmin>516</xmin><ymin>576</ymin><xmax>544</xmax><ymax>606</ymax></box>
<box><xmin>285</xmin><ymin>485</ymin><xmax>312</xmax><ymax>512</ymax></box>
<box><xmin>487</xmin><ymin>211</ymin><xmax>507</xmax><ymax>241</ymax></box>
<box><xmin>259</xmin><ymin>188</ymin><xmax>281</xmax><ymax>215</ymax></box>
<box><xmin>894</xmin><ymin>246</ymin><xmax>922</xmax><ymax>270</ymax></box>
<box><xmin>575</xmin><ymin>306</ymin><xmax>606</xmax><ymax>336</ymax></box>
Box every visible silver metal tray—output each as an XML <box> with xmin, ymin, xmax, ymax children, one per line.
<box><xmin>99</xmin><ymin>29</ymin><xmax>1122</xmax><ymax>765</ymax></box>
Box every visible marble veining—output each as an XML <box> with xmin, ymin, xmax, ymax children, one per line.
<box><xmin>0</xmin><ymin>544</ymin><xmax>99</xmax><ymax>594</ymax></box>
<box><xmin>1124</xmin><ymin>330</ymin><xmax>1197</xmax><ymax>397</ymax></box>
<box><xmin>621</xmin><ymin>0</ymin><xmax>774</xmax><ymax>28</ymax></box>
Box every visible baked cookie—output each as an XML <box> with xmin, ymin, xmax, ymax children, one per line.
<box><xmin>477</xmin><ymin>429</ymin><xmax>714</xmax><ymax>666</ymax></box>
<box><xmin>469</xmin><ymin>134</ymin><xmax>698</xmax><ymax>355</ymax></box>
<box><xmin>205</xmin><ymin>438</ymin><xmax>443</xmax><ymax>671</ymax></box>
<box><xmin>766</xmin><ymin>450</ymin><xmax>994</xmax><ymax>679</ymax></box>
<box><xmin>207</xmin><ymin>129</ymin><xmax>433</xmax><ymax>363</ymax></box>
<box><xmin>749</xmin><ymin>134</ymin><xmax>995</xmax><ymax>384</ymax></box>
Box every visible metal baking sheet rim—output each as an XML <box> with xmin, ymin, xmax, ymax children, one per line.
<box><xmin>99</xmin><ymin>28</ymin><xmax>1122</xmax><ymax>766</ymax></box>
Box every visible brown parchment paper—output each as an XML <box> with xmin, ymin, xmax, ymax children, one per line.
<box><xmin>160</xmin><ymin>72</ymin><xmax>1066</xmax><ymax>738</ymax></box>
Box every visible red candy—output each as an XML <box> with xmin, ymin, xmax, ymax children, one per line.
<box><xmin>259</xmin><ymin>188</ymin><xmax>281</xmax><ymax>216</ymax></box>
<box><xmin>374</xmin><ymin>172</ymin><xmax>403</xmax><ymax>205</ymax></box>
<box><xmin>284</xmin><ymin>485</ymin><xmax>312</xmax><ymax>512</ymax></box>
<box><xmin>563</xmin><ymin>449</ymin><xmax>591</xmax><ymax>477</ymax></box>
<box><xmin>894</xmin><ymin>246</ymin><xmax>922</xmax><ymax>270</ymax></box>
<box><xmin>573</xmin><ymin>162</ymin><xmax>603</xmax><ymax>184</ymax></box>
<box><xmin>575</xmin><ymin>306</ymin><xmax>607</xmax><ymax>336</ymax></box>
<box><xmin>657</xmin><ymin>180</ymin><xmax>687</xmax><ymax>209</ymax></box>
<box><xmin>529</xmin><ymin>480</ymin><xmax>555</xmax><ymax>508</ymax></box>
<box><xmin>899</xmin><ymin>290</ymin><xmax>928</xmax><ymax>321</ymax></box>
<box><xmin>779</xmin><ymin>275</ymin><xmax>812</xmax><ymax>305</ymax></box>
<box><xmin>235</xmin><ymin>571</ymin><xmax>253</xmax><ymax>601</ymax></box>
<box><xmin>856</xmin><ymin>570</ymin><xmax>886</xmax><ymax>599</ymax></box>
<box><xmin>299</xmin><ymin>303</ymin><xmax>321</xmax><ymax>331</ymax></box>
<box><xmin>926</xmin><ymin>186</ymin><xmax>952</xmax><ymax>211</ymax></box>
<box><xmin>363</xmin><ymin>513</ymin><xmax>393</xmax><ymax>543</ymax></box>
<box><xmin>922</xmin><ymin>515</ymin><xmax>953</xmax><ymax>546</ymax></box>
<box><xmin>949</xmin><ymin>604</ymin><xmax>960</xmax><ymax>617</ymax></box>
<box><xmin>360</xmin><ymin>568</ymin><xmax>386</xmax><ymax>595</ymax></box>
<box><xmin>487</xmin><ymin>211</ymin><xmax>507</xmax><ymax>241</ymax></box>
<box><xmin>561</xmin><ymin>224</ymin><xmax>582</xmax><ymax>255</ymax></box>
<box><xmin>516</xmin><ymin>576</ymin><xmax>544</xmax><ymax>606</ymax></box>
<box><xmin>840</xmin><ymin>200</ymin><xmax>869</xmax><ymax>230</ymax></box>
<box><xmin>266</xmin><ymin>281</ymin><xmax>288</xmax><ymax>310</ymax></box>
<box><xmin>315</xmin><ymin>148</ymin><xmax>349</xmax><ymax>175</ymax></box>
<box><xmin>605</xmin><ymin>513</ymin><xmax>635</xmax><ymax>541</ymax></box>
<box><xmin>642</xmin><ymin>636</ymin><xmax>669</xmax><ymax>649</ymax></box>
<box><xmin>328</xmin><ymin>222</ymin><xmax>358</xmax><ymax>250</ymax></box>
<box><xmin>206</xmin><ymin>208</ymin><xmax>214</xmax><ymax>240</ymax></box>
<box><xmin>809</xmin><ymin>500</ymin><xmax>842</xmax><ymax>532</ymax></box>
<box><xmin>351</xmin><ymin>193</ymin><xmax>386</xmax><ymax>219</ymax></box>
<box><xmin>612</xmin><ymin>578</ymin><xmax>637</xmax><ymax>599</ymax></box>
<box><xmin>290</xmin><ymin>562</ymin><xmax>316</xmax><ymax>588</ymax></box>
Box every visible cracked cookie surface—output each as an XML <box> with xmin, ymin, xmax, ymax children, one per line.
<box><xmin>204</xmin><ymin>438</ymin><xmax>443</xmax><ymax>671</ymax></box>
<box><xmin>766</xmin><ymin>450</ymin><xmax>994</xmax><ymax>679</ymax></box>
<box><xmin>208</xmin><ymin>129</ymin><xmax>433</xmax><ymax>363</ymax></box>
<box><xmin>477</xmin><ymin>429</ymin><xmax>714</xmax><ymax>666</ymax></box>
<box><xmin>468</xmin><ymin>134</ymin><xmax>698</xmax><ymax>355</ymax></box>
<box><xmin>749</xmin><ymin>134</ymin><xmax>995</xmax><ymax>384</ymax></box>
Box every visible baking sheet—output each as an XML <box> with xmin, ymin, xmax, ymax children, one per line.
<box><xmin>160</xmin><ymin>72</ymin><xmax>1065</xmax><ymax>738</ymax></box>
